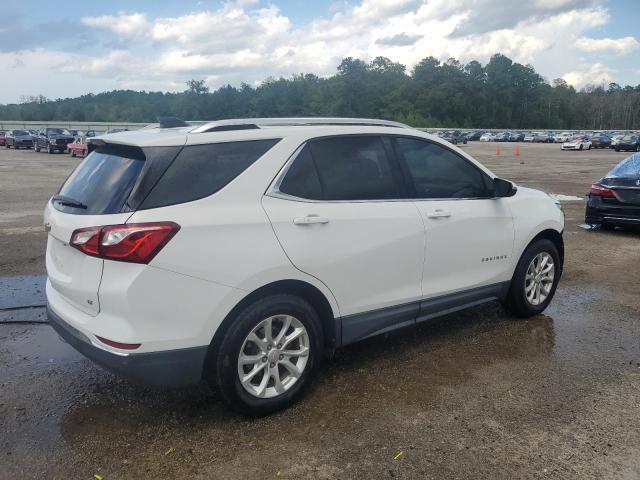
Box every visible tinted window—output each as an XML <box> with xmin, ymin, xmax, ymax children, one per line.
<box><xmin>55</xmin><ymin>146</ymin><xmax>146</xmax><ymax>215</ymax></box>
<box><xmin>279</xmin><ymin>146</ymin><xmax>322</xmax><ymax>200</ymax></box>
<box><xmin>307</xmin><ymin>136</ymin><xmax>401</xmax><ymax>200</ymax></box>
<box><xmin>141</xmin><ymin>139</ymin><xmax>279</xmax><ymax>209</ymax></box>
<box><xmin>394</xmin><ymin>137</ymin><xmax>490</xmax><ymax>199</ymax></box>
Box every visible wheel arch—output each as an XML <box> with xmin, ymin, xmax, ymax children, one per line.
<box><xmin>205</xmin><ymin>279</ymin><xmax>339</xmax><ymax>377</ymax></box>
<box><xmin>524</xmin><ymin>228</ymin><xmax>564</xmax><ymax>274</ymax></box>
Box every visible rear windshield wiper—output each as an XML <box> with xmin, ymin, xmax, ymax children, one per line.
<box><xmin>52</xmin><ymin>194</ymin><xmax>88</xmax><ymax>210</ymax></box>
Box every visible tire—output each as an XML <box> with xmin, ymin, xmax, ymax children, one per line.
<box><xmin>34</xmin><ymin>144</ymin><xmax>40</xmax><ymax>152</ymax></box>
<box><xmin>615</xmin><ymin>148</ymin><xmax>620</xmax><ymax>152</ymax></box>
<box><xmin>71</xmin><ymin>150</ymin><xmax>76</xmax><ymax>157</ymax></box>
<box><xmin>579</xmin><ymin>144</ymin><xmax>583</xmax><ymax>150</ymax></box>
<box><xmin>5</xmin><ymin>143</ymin><xmax>9</xmax><ymax>148</ymax></box>
<box><xmin>588</xmin><ymin>145</ymin><xmax>591</xmax><ymax>150</ymax></box>
<box><xmin>504</xmin><ymin>239</ymin><xmax>561</xmax><ymax>318</ymax></box>
<box><xmin>47</xmin><ymin>146</ymin><xmax>53</xmax><ymax>154</ymax></box>
<box><xmin>211</xmin><ymin>294</ymin><xmax>323</xmax><ymax>416</ymax></box>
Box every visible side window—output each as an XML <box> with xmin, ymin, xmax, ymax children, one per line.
<box><xmin>279</xmin><ymin>145</ymin><xmax>323</xmax><ymax>200</ymax></box>
<box><xmin>308</xmin><ymin>135</ymin><xmax>401</xmax><ymax>200</ymax></box>
<box><xmin>140</xmin><ymin>138</ymin><xmax>280</xmax><ymax>209</ymax></box>
<box><xmin>394</xmin><ymin>137</ymin><xmax>490</xmax><ymax>199</ymax></box>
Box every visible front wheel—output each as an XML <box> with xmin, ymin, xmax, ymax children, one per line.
<box><xmin>210</xmin><ymin>294</ymin><xmax>323</xmax><ymax>416</ymax></box>
<box><xmin>504</xmin><ymin>239</ymin><xmax>561</xmax><ymax>318</ymax></box>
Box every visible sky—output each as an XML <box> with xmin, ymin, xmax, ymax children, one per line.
<box><xmin>0</xmin><ymin>0</ymin><xmax>638</xmax><ymax>104</ymax></box>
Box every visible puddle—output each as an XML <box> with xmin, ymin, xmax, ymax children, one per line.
<box><xmin>1</xmin><ymin>284</ymin><xmax>639</xmax><ymax>479</ymax></box>
<box><xmin>0</xmin><ymin>275</ymin><xmax>46</xmax><ymax>309</ymax></box>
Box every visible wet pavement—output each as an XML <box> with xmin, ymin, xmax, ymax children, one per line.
<box><xmin>1</xmin><ymin>144</ymin><xmax>640</xmax><ymax>479</ymax></box>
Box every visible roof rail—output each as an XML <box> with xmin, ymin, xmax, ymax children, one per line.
<box><xmin>190</xmin><ymin>117</ymin><xmax>410</xmax><ymax>133</ymax></box>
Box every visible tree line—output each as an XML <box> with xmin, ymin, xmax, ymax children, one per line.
<box><xmin>1</xmin><ymin>54</ymin><xmax>639</xmax><ymax>130</ymax></box>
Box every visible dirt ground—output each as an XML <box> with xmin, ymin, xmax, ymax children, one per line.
<box><xmin>1</xmin><ymin>143</ymin><xmax>639</xmax><ymax>480</ymax></box>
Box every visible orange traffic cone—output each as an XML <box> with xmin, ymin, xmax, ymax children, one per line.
<box><xmin>496</xmin><ymin>145</ymin><xmax>501</xmax><ymax>156</ymax></box>
<box><xmin>515</xmin><ymin>145</ymin><xmax>520</xmax><ymax>156</ymax></box>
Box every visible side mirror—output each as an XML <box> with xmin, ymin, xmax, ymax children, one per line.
<box><xmin>493</xmin><ymin>178</ymin><xmax>517</xmax><ymax>197</ymax></box>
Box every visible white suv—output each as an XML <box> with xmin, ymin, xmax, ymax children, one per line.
<box><xmin>44</xmin><ymin>118</ymin><xmax>564</xmax><ymax>415</ymax></box>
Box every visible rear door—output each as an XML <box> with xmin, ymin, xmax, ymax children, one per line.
<box><xmin>262</xmin><ymin>135</ymin><xmax>425</xmax><ymax>330</ymax></box>
<box><xmin>45</xmin><ymin>146</ymin><xmax>147</xmax><ymax>315</ymax></box>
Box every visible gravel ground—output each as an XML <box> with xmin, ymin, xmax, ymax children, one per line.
<box><xmin>1</xmin><ymin>143</ymin><xmax>639</xmax><ymax>480</ymax></box>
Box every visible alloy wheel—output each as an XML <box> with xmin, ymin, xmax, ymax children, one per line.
<box><xmin>524</xmin><ymin>252</ymin><xmax>555</xmax><ymax>306</ymax></box>
<box><xmin>237</xmin><ymin>315</ymin><xmax>310</xmax><ymax>399</ymax></box>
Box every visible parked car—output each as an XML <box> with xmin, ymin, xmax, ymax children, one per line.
<box><xmin>561</xmin><ymin>135</ymin><xmax>592</xmax><ymax>151</ymax></box>
<box><xmin>610</xmin><ymin>134</ymin><xmax>625</xmax><ymax>148</ymax></box>
<box><xmin>443</xmin><ymin>130</ymin><xmax>467</xmax><ymax>145</ymax></box>
<box><xmin>5</xmin><ymin>129</ymin><xmax>34</xmax><ymax>149</ymax></box>
<box><xmin>523</xmin><ymin>132</ymin><xmax>536</xmax><ymax>142</ymax></box>
<box><xmin>44</xmin><ymin>117</ymin><xmax>564</xmax><ymax>415</ymax></box>
<box><xmin>85</xmin><ymin>130</ymin><xmax>105</xmax><ymax>138</ymax></box>
<box><xmin>66</xmin><ymin>137</ymin><xmax>88</xmax><ymax>157</ymax></box>
<box><xmin>479</xmin><ymin>132</ymin><xmax>494</xmax><ymax>142</ymax></box>
<box><xmin>555</xmin><ymin>132</ymin><xmax>572</xmax><ymax>143</ymax></box>
<box><xmin>0</xmin><ymin>131</ymin><xmax>6</xmax><ymax>146</ymax></box>
<box><xmin>613</xmin><ymin>134</ymin><xmax>640</xmax><ymax>152</ymax></box>
<box><xmin>511</xmin><ymin>132</ymin><xmax>525</xmax><ymax>142</ymax></box>
<box><xmin>467</xmin><ymin>131</ymin><xmax>485</xmax><ymax>141</ymax></box>
<box><xmin>590</xmin><ymin>133</ymin><xmax>612</xmax><ymax>149</ymax></box>
<box><xmin>34</xmin><ymin>128</ymin><xmax>75</xmax><ymax>153</ymax></box>
<box><xmin>585</xmin><ymin>153</ymin><xmax>640</xmax><ymax>229</ymax></box>
<box><xmin>533</xmin><ymin>132</ymin><xmax>552</xmax><ymax>143</ymax></box>
<box><xmin>493</xmin><ymin>132</ymin><xmax>512</xmax><ymax>142</ymax></box>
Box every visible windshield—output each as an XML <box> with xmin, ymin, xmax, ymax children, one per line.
<box><xmin>46</xmin><ymin>128</ymin><xmax>70</xmax><ymax>135</ymax></box>
<box><xmin>12</xmin><ymin>130</ymin><xmax>28</xmax><ymax>135</ymax></box>
<box><xmin>606</xmin><ymin>153</ymin><xmax>640</xmax><ymax>179</ymax></box>
<box><xmin>622</xmin><ymin>135</ymin><xmax>636</xmax><ymax>141</ymax></box>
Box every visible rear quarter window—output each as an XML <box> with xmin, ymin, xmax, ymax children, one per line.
<box><xmin>140</xmin><ymin>139</ymin><xmax>280</xmax><ymax>209</ymax></box>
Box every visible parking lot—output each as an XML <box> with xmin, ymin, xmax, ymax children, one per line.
<box><xmin>1</xmin><ymin>143</ymin><xmax>639</xmax><ymax>479</ymax></box>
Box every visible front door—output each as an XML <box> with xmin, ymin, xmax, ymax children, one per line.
<box><xmin>391</xmin><ymin>136</ymin><xmax>514</xmax><ymax>298</ymax></box>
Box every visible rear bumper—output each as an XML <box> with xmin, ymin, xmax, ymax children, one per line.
<box><xmin>47</xmin><ymin>304</ymin><xmax>208</xmax><ymax>387</ymax></box>
<box><xmin>585</xmin><ymin>196</ymin><xmax>640</xmax><ymax>226</ymax></box>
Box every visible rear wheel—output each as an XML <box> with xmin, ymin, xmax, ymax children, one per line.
<box><xmin>211</xmin><ymin>294</ymin><xmax>323</xmax><ymax>416</ymax></box>
<box><xmin>504</xmin><ymin>239</ymin><xmax>561</xmax><ymax>318</ymax></box>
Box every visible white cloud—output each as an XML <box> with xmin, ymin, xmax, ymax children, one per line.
<box><xmin>1</xmin><ymin>0</ymin><xmax>637</xmax><ymax>103</ymax></box>
<box><xmin>81</xmin><ymin>13</ymin><xmax>150</xmax><ymax>38</ymax></box>
<box><xmin>574</xmin><ymin>36</ymin><xmax>640</xmax><ymax>55</ymax></box>
<box><xmin>562</xmin><ymin>63</ymin><xmax>613</xmax><ymax>88</ymax></box>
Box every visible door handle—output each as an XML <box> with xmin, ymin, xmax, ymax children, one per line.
<box><xmin>427</xmin><ymin>209</ymin><xmax>451</xmax><ymax>219</ymax></box>
<box><xmin>293</xmin><ymin>215</ymin><xmax>330</xmax><ymax>225</ymax></box>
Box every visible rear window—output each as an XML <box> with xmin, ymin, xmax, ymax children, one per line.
<box><xmin>54</xmin><ymin>145</ymin><xmax>146</xmax><ymax>215</ymax></box>
<box><xmin>140</xmin><ymin>139</ymin><xmax>280</xmax><ymax>209</ymax></box>
<box><xmin>606</xmin><ymin>153</ymin><xmax>640</xmax><ymax>179</ymax></box>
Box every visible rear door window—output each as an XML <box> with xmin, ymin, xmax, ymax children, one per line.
<box><xmin>307</xmin><ymin>135</ymin><xmax>402</xmax><ymax>200</ymax></box>
<box><xmin>54</xmin><ymin>145</ymin><xmax>146</xmax><ymax>215</ymax></box>
<box><xmin>140</xmin><ymin>139</ymin><xmax>280</xmax><ymax>209</ymax></box>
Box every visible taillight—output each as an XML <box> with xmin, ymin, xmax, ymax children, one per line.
<box><xmin>589</xmin><ymin>184</ymin><xmax>618</xmax><ymax>199</ymax></box>
<box><xmin>70</xmin><ymin>222</ymin><xmax>180</xmax><ymax>264</ymax></box>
